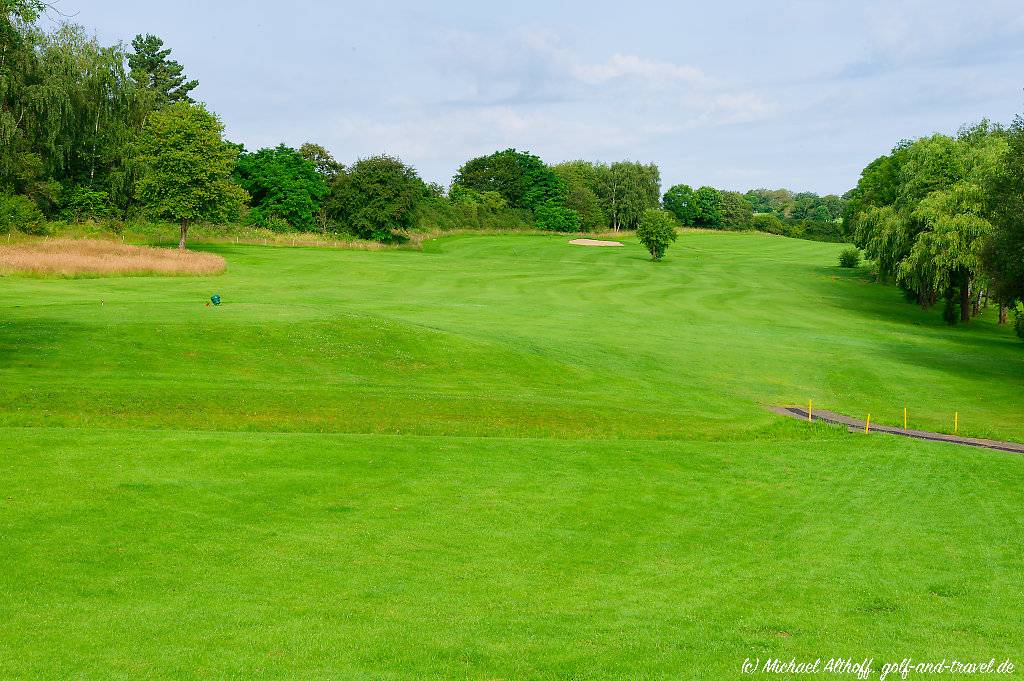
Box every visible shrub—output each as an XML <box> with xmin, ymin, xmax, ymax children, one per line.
<box><xmin>838</xmin><ymin>247</ymin><xmax>861</xmax><ymax>268</ymax></box>
<box><xmin>0</xmin><ymin>194</ymin><xmax>46</xmax><ymax>234</ymax></box>
<box><xmin>751</xmin><ymin>212</ymin><xmax>784</xmax><ymax>234</ymax></box>
<box><xmin>413</xmin><ymin>196</ymin><xmax>534</xmax><ymax>232</ymax></box>
<box><xmin>60</xmin><ymin>186</ymin><xmax>112</xmax><ymax>222</ymax></box>
<box><xmin>534</xmin><ymin>202</ymin><xmax>580</xmax><ymax>232</ymax></box>
<box><xmin>636</xmin><ymin>209</ymin><xmax>678</xmax><ymax>261</ymax></box>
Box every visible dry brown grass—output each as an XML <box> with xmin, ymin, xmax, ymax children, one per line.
<box><xmin>0</xmin><ymin>239</ymin><xmax>226</xmax><ymax>277</ymax></box>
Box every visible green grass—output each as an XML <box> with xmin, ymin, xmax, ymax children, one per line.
<box><xmin>1</xmin><ymin>232</ymin><xmax>1022</xmax><ymax>678</ymax></box>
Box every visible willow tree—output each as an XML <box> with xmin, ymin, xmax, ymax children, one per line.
<box><xmin>850</xmin><ymin>124</ymin><xmax>1005</xmax><ymax>321</ymax></box>
<box><xmin>896</xmin><ymin>125</ymin><xmax>1005</xmax><ymax>322</ymax></box>
<box><xmin>135</xmin><ymin>103</ymin><xmax>247</xmax><ymax>248</ymax></box>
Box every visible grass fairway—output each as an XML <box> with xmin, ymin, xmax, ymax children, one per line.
<box><xmin>1</xmin><ymin>232</ymin><xmax>1022</xmax><ymax>678</ymax></box>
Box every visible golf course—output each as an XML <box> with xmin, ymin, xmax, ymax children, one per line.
<box><xmin>2</xmin><ymin>231</ymin><xmax>1022</xmax><ymax>678</ymax></box>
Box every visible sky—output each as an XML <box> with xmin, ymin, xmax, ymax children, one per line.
<box><xmin>48</xmin><ymin>0</ymin><xmax>1024</xmax><ymax>195</ymax></box>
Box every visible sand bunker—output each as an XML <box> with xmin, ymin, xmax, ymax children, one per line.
<box><xmin>569</xmin><ymin>239</ymin><xmax>623</xmax><ymax>247</ymax></box>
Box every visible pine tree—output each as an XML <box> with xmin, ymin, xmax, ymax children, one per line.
<box><xmin>128</xmin><ymin>34</ymin><xmax>198</xmax><ymax>107</ymax></box>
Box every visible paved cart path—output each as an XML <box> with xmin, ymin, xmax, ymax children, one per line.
<box><xmin>771</xmin><ymin>406</ymin><xmax>1024</xmax><ymax>454</ymax></box>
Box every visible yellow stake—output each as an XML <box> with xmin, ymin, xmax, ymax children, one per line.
<box><xmin>904</xmin><ymin>406</ymin><xmax>908</xmax><ymax>431</ymax></box>
<box><xmin>808</xmin><ymin>399</ymin><xmax>813</xmax><ymax>423</ymax></box>
<box><xmin>865</xmin><ymin>414</ymin><xmax>871</xmax><ymax>434</ymax></box>
<box><xmin>955</xmin><ymin>411</ymin><xmax>959</xmax><ymax>434</ymax></box>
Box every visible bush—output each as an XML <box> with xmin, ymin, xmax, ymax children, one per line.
<box><xmin>534</xmin><ymin>202</ymin><xmax>580</xmax><ymax>232</ymax></box>
<box><xmin>413</xmin><ymin>196</ymin><xmax>534</xmax><ymax>232</ymax></box>
<box><xmin>60</xmin><ymin>186</ymin><xmax>112</xmax><ymax>222</ymax></box>
<box><xmin>1015</xmin><ymin>306</ymin><xmax>1024</xmax><ymax>341</ymax></box>
<box><xmin>838</xmin><ymin>247</ymin><xmax>862</xmax><ymax>268</ymax></box>
<box><xmin>0</xmin><ymin>193</ymin><xmax>46</xmax><ymax>234</ymax></box>
<box><xmin>799</xmin><ymin>219</ymin><xmax>844</xmax><ymax>242</ymax></box>
<box><xmin>751</xmin><ymin>212</ymin><xmax>784</xmax><ymax>234</ymax></box>
<box><xmin>636</xmin><ymin>209</ymin><xmax>678</xmax><ymax>261</ymax></box>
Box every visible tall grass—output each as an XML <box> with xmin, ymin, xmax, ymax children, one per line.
<box><xmin>0</xmin><ymin>239</ymin><xmax>226</xmax><ymax>277</ymax></box>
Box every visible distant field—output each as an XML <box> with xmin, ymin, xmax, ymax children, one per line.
<box><xmin>1</xmin><ymin>232</ymin><xmax>1022</xmax><ymax>678</ymax></box>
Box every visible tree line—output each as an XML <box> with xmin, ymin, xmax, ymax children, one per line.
<box><xmin>661</xmin><ymin>185</ymin><xmax>846</xmax><ymax>241</ymax></box>
<box><xmin>845</xmin><ymin>120</ymin><xmax>1024</xmax><ymax>338</ymax></box>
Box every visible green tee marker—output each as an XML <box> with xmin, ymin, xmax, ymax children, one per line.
<box><xmin>210</xmin><ymin>294</ymin><xmax>221</xmax><ymax>306</ymax></box>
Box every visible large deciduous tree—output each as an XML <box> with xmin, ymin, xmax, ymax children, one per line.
<box><xmin>298</xmin><ymin>142</ymin><xmax>343</xmax><ymax>182</ymax></box>
<box><xmin>663</xmin><ymin>184</ymin><xmax>696</xmax><ymax>225</ymax></box>
<box><xmin>331</xmin><ymin>154</ymin><xmax>425</xmax><ymax>241</ymax></box>
<box><xmin>135</xmin><ymin>103</ymin><xmax>247</xmax><ymax>248</ymax></box>
<box><xmin>982</xmin><ymin>115</ymin><xmax>1024</xmax><ymax>327</ymax></box>
<box><xmin>552</xmin><ymin>161</ymin><xmax>606</xmax><ymax>231</ymax></box>
<box><xmin>692</xmin><ymin>186</ymin><xmax>723</xmax><ymax>227</ymax></box>
<box><xmin>453</xmin><ymin>149</ymin><xmax>578</xmax><ymax>230</ymax></box>
<box><xmin>234</xmin><ymin>144</ymin><xmax>328</xmax><ymax>231</ymax></box>
<box><xmin>720</xmin><ymin>191</ymin><xmax>753</xmax><ymax>228</ymax></box>
<box><xmin>599</xmin><ymin>162</ymin><xmax>660</xmax><ymax>231</ymax></box>
<box><xmin>453</xmin><ymin>149</ymin><xmax>558</xmax><ymax>209</ymax></box>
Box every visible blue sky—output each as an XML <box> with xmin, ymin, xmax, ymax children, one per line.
<box><xmin>53</xmin><ymin>0</ymin><xmax>1024</xmax><ymax>195</ymax></box>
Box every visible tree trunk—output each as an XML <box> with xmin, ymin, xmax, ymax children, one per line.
<box><xmin>999</xmin><ymin>304</ymin><xmax>1009</xmax><ymax>325</ymax></box>
<box><xmin>971</xmin><ymin>289</ymin><xmax>981</xmax><ymax>317</ymax></box>
<box><xmin>178</xmin><ymin>219</ymin><xmax>189</xmax><ymax>249</ymax></box>
<box><xmin>959</xmin><ymin>273</ymin><xmax>971</xmax><ymax>324</ymax></box>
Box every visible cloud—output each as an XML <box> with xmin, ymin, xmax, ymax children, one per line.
<box><xmin>840</xmin><ymin>0</ymin><xmax>1024</xmax><ymax>77</ymax></box>
<box><xmin>571</xmin><ymin>53</ymin><xmax>710</xmax><ymax>85</ymax></box>
<box><xmin>434</xmin><ymin>28</ymin><xmax>727</xmax><ymax>106</ymax></box>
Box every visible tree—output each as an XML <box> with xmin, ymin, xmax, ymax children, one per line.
<box><xmin>135</xmin><ymin>102</ymin><xmax>247</xmax><ymax>248</ymax></box>
<box><xmin>663</xmin><ymin>184</ymin><xmax>696</xmax><ymax>225</ymax></box>
<box><xmin>744</xmin><ymin>188</ymin><xmax>794</xmax><ymax>218</ymax></box>
<box><xmin>37</xmin><ymin>26</ymin><xmax>147</xmax><ymax>207</ymax></box>
<box><xmin>234</xmin><ymin>144</ymin><xmax>328</xmax><ymax>231</ymax></box>
<box><xmin>332</xmin><ymin>154</ymin><xmax>425</xmax><ymax>241</ymax></box>
<box><xmin>599</xmin><ymin>162</ymin><xmax>660</xmax><ymax>231</ymax></box>
<box><xmin>553</xmin><ymin>161</ymin><xmax>607</xmax><ymax>231</ymax></box>
<box><xmin>453</xmin><ymin>149</ymin><xmax>563</xmax><ymax>210</ymax></box>
<box><xmin>636</xmin><ymin>209</ymin><xmax>678</xmax><ymax>260</ymax></box>
<box><xmin>3</xmin><ymin>0</ymin><xmax>46</xmax><ymax>23</ymax></box>
<box><xmin>983</xmin><ymin>115</ymin><xmax>1024</xmax><ymax>326</ymax></box>
<box><xmin>128</xmin><ymin>34</ymin><xmax>197</xmax><ymax>107</ymax></box>
<box><xmin>299</xmin><ymin>142</ymin><xmax>343</xmax><ymax>182</ymax></box>
<box><xmin>692</xmin><ymin>186</ymin><xmax>722</xmax><ymax>227</ymax></box>
<box><xmin>720</xmin><ymin>191</ymin><xmax>753</xmax><ymax>228</ymax></box>
<box><xmin>850</xmin><ymin>124</ymin><xmax>1006</xmax><ymax>321</ymax></box>
<box><xmin>2</xmin><ymin>18</ymin><xmax>149</xmax><ymax>214</ymax></box>
<box><xmin>563</xmin><ymin>181</ymin><xmax>604</xmax><ymax>231</ymax></box>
